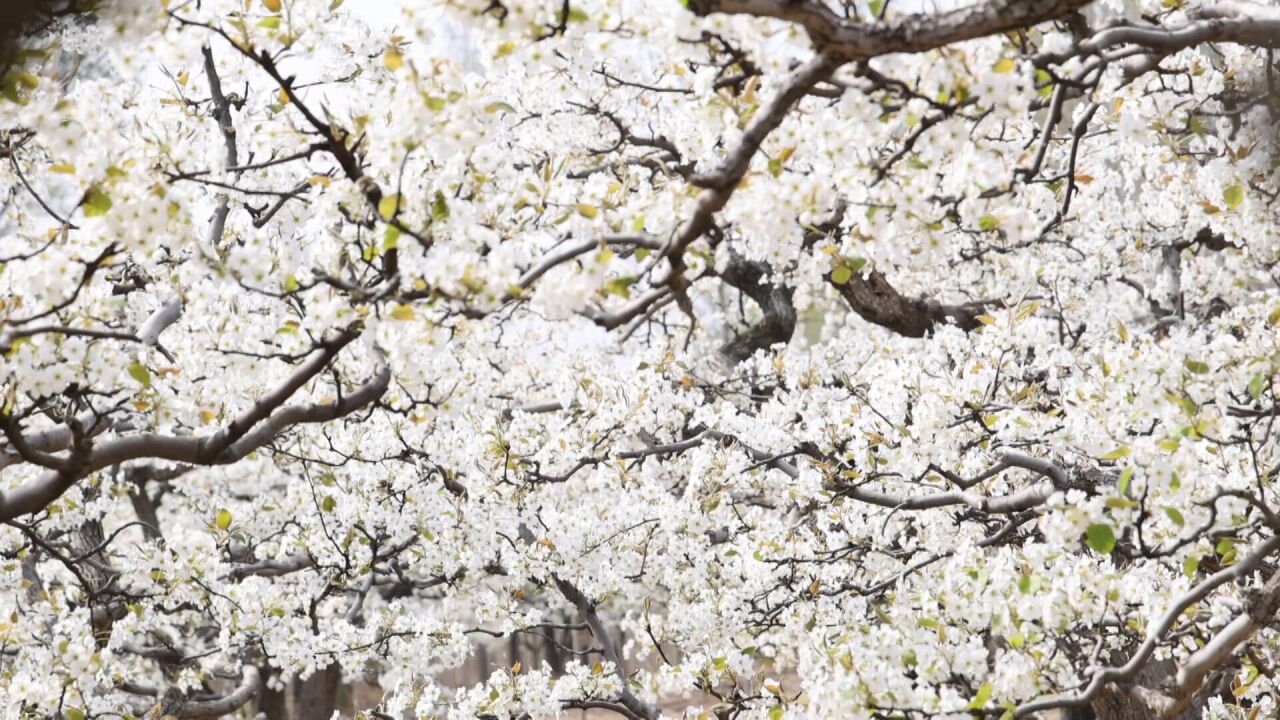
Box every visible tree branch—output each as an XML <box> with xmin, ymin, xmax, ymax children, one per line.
<box><xmin>831</xmin><ymin>266</ymin><xmax>986</xmax><ymax>337</ymax></box>
<box><xmin>687</xmin><ymin>0</ymin><xmax>1093</xmax><ymax>59</ymax></box>
<box><xmin>554</xmin><ymin>576</ymin><xmax>658</xmax><ymax>720</ymax></box>
<box><xmin>0</xmin><ymin>340</ymin><xmax>389</xmax><ymax>521</ymax></box>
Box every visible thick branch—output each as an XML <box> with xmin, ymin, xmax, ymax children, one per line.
<box><xmin>202</xmin><ymin>45</ymin><xmax>237</xmax><ymax>247</ymax></box>
<box><xmin>225</xmin><ymin>553</ymin><xmax>313</xmax><ymax>580</ymax></box>
<box><xmin>831</xmin><ymin>267</ymin><xmax>985</xmax><ymax>337</ymax></box>
<box><xmin>125</xmin><ymin>666</ymin><xmax>260</xmax><ymax>719</ymax></box>
<box><xmin>1016</xmin><ymin>534</ymin><xmax>1280</xmax><ymax>717</ymax></box>
<box><xmin>1159</xmin><ymin>567</ymin><xmax>1280</xmax><ymax>717</ymax></box>
<box><xmin>687</xmin><ymin>0</ymin><xmax>1093</xmax><ymax>59</ymax></box>
<box><xmin>554</xmin><ymin>576</ymin><xmax>658</xmax><ymax>720</ymax></box>
<box><xmin>662</xmin><ymin>52</ymin><xmax>841</xmax><ymax>270</ymax></box>
<box><xmin>718</xmin><ymin>255</ymin><xmax>796</xmax><ymax>364</ymax></box>
<box><xmin>0</xmin><ymin>342</ymin><xmax>389</xmax><ymax>521</ymax></box>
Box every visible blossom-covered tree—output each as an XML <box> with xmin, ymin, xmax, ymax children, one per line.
<box><xmin>3</xmin><ymin>0</ymin><xmax>1280</xmax><ymax>717</ymax></box>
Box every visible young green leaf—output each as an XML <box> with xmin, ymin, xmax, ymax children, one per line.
<box><xmin>128</xmin><ymin>361</ymin><xmax>151</xmax><ymax>387</ymax></box>
<box><xmin>1086</xmin><ymin>523</ymin><xmax>1116</xmax><ymax>554</ymax></box>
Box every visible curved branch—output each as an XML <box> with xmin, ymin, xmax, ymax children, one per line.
<box><xmin>688</xmin><ymin>0</ymin><xmax>1093</xmax><ymax>59</ymax></box>
<box><xmin>225</xmin><ymin>553</ymin><xmax>313</xmax><ymax>580</ymax></box>
<box><xmin>718</xmin><ymin>255</ymin><xmax>796</xmax><ymax>364</ymax></box>
<box><xmin>0</xmin><ymin>341</ymin><xmax>389</xmax><ymax>521</ymax></box>
<box><xmin>1016</xmin><ymin>534</ymin><xmax>1280</xmax><ymax>717</ymax></box>
<box><xmin>554</xmin><ymin>576</ymin><xmax>659</xmax><ymax>720</ymax></box>
<box><xmin>518</xmin><ymin>234</ymin><xmax>662</xmax><ymax>289</ymax></box>
<box><xmin>124</xmin><ymin>665</ymin><xmax>261</xmax><ymax>719</ymax></box>
<box><xmin>1160</xmin><ymin>568</ymin><xmax>1280</xmax><ymax>717</ymax></box>
<box><xmin>661</xmin><ymin>51</ymin><xmax>842</xmax><ymax>274</ymax></box>
<box><xmin>831</xmin><ymin>266</ymin><xmax>986</xmax><ymax>337</ymax></box>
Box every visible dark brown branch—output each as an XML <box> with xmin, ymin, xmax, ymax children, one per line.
<box><xmin>717</xmin><ymin>254</ymin><xmax>795</xmax><ymax>364</ymax></box>
<box><xmin>830</xmin><ymin>266</ymin><xmax>985</xmax><ymax>337</ymax></box>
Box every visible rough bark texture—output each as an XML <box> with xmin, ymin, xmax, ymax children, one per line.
<box><xmin>718</xmin><ymin>256</ymin><xmax>796</xmax><ymax>364</ymax></box>
<box><xmin>0</xmin><ymin>0</ymin><xmax>92</xmax><ymax>69</ymax></box>
<box><xmin>257</xmin><ymin>670</ymin><xmax>289</xmax><ymax>720</ymax></box>
<box><xmin>258</xmin><ymin>665</ymin><xmax>341</xmax><ymax>720</ymax></box>
<box><xmin>831</xmin><ymin>268</ymin><xmax>985</xmax><ymax>337</ymax></box>
<box><xmin>295</xmin><ymin>663</ymin><xmax>342</xmax><ymax>720</ymax></box>
<box><xmin>686</xmin><ymin>0</ymin><xmax>1094</xmax><ymax>59</ymax></box>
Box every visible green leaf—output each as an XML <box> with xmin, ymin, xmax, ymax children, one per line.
<box><xmin>377</xmin><ymin>194</ymin><xmax>401</xmax><ymax>221</ymax></box>
<box><xmin>383</xmin><ymin>47</ymin><xmax>404</xmax><ymax>71</ymax></box>
<box><xmin>1100</xmin><ymin>446</ymin><xmax>1130</xmax><ymax>460</ymax></box>
<box><xmin>1164</xmin><ymin>506</ymin><xmax>1185</xmax><ymax>527</ymax></box>
<box><xmin>831</xmin><ymin>265</ymin><xmax>853</xmax><ymax>285</ymax></box>
<box><xmin>991</xmin><ymin>58</ymin><xmax>1015</xmax><ymax>74</ymax></box>
<box><xmin>283</xmin><ymin>274</ymin><xmax>300</xmax><ymax>293</ymax></box>
<box><xmin>978</xmin><ymin>214</ymin><xmax>1001</xmax><ymax>231</ymax></box>
<box><xmin>574</xmin><ymin>203</ymin><xmax>598</xmax><ymax>219</ymax></box>
<box><xmin>604</xmin><ymin>275</ymin><xmax>637</xmax><ymax>298</ymax></box>
<box><xmin>1249</xmin><ymin>374</ymin><xmax>1267</xmax><ymax>402</ymax></box>
<box><xmin>428</xmin><ymin>191</ymin><xmax>448</xmax><ymax>222</ymax></box>
<box><xmin>1183</xmin><ymin>358</ymin><xmax>1210</xmax><ymax>374</ymax></box>
<box><xmin>1034</xmin><ymin>68</ymin><xmax>1054</xmax><ymax>97</ymax></box>
<box><xmin>66</xmin><ymin>709</ymin><xmax>86</xmax><ymax>720</ymax></box>
<box><xmin>83</xmin><ymin>186</ymin><xmax>113</xmax><ymax>217</ymax></box>
<box><xmin>1168</xmin><ymin>391</ymin><xmax>1198</xmax><ymax>415</ymax></box>
<box><xmin>1118</xmin><ymin>467</ymin><xmax>1133</xmax><ymax>494</ymax></box>
<box><xmin>128</xmin><ymin>361</ymin><xmax>151</xmax><ymax>387</ymax></box>
<box><xmin>968</xmin><ymin>682</ymin><xmax>994</xmax><ymax>710</ymax></box>
<box><xmin>484</xmin><ymin>101</ymin><xmax>516</xmax><ymax>114</ymax></box>
<box><xmin>872</xmin><ymin>603</ymin><xmax>893</xmax><ymax>625</ymax></box>
<box><xmin>215</xmin><ymin>508</ymin><xmax>233</xmax><ymax>530</ymax></box>
<box><xmin>1017</xmin><ymin>574</ymin><xmax>1034</xmax><ymax>594</ymax></box>
<box><xmin>1216</xmin><ymin>537</ymin><xmax>1236</xmax><ymax>563</ymax></box>
<box><xmin>321</xmin><ymin>495</ymin><xmax>337</xmax><ymax>512</ymax></box>
<box><xmin>768</xmin><ymin>705</ymin><xmax>784</xmax><ymax>720</ymax></box>
<box><xmin>1183</xmin><ymin>555</ymin><xmax>1199</xmax><ymax>577</ymax></box>
<box><xmin>257</xmin><ymin>16</ymin><xmax>281</xmax><ymax>28</ymax></box>
<box><xmin>1223</xmin><ymin>183</ymin><xmax>1244</xmax><ymax>210</ymax></box>
<box><xmin>1085</xmin><ymin>523</ymin><xmax>1116</xmax><ymax>554</ymax></box>
<box><xmin>1106</xmin><ymin>497</ymin><xmax>1137</xmax><ymax>510</ymax></box>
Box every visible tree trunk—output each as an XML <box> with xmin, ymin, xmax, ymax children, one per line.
<box><xmin>296</xmin><ymin>663</ymin><xmax>342</xmax><ymax>720</ymax></box>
